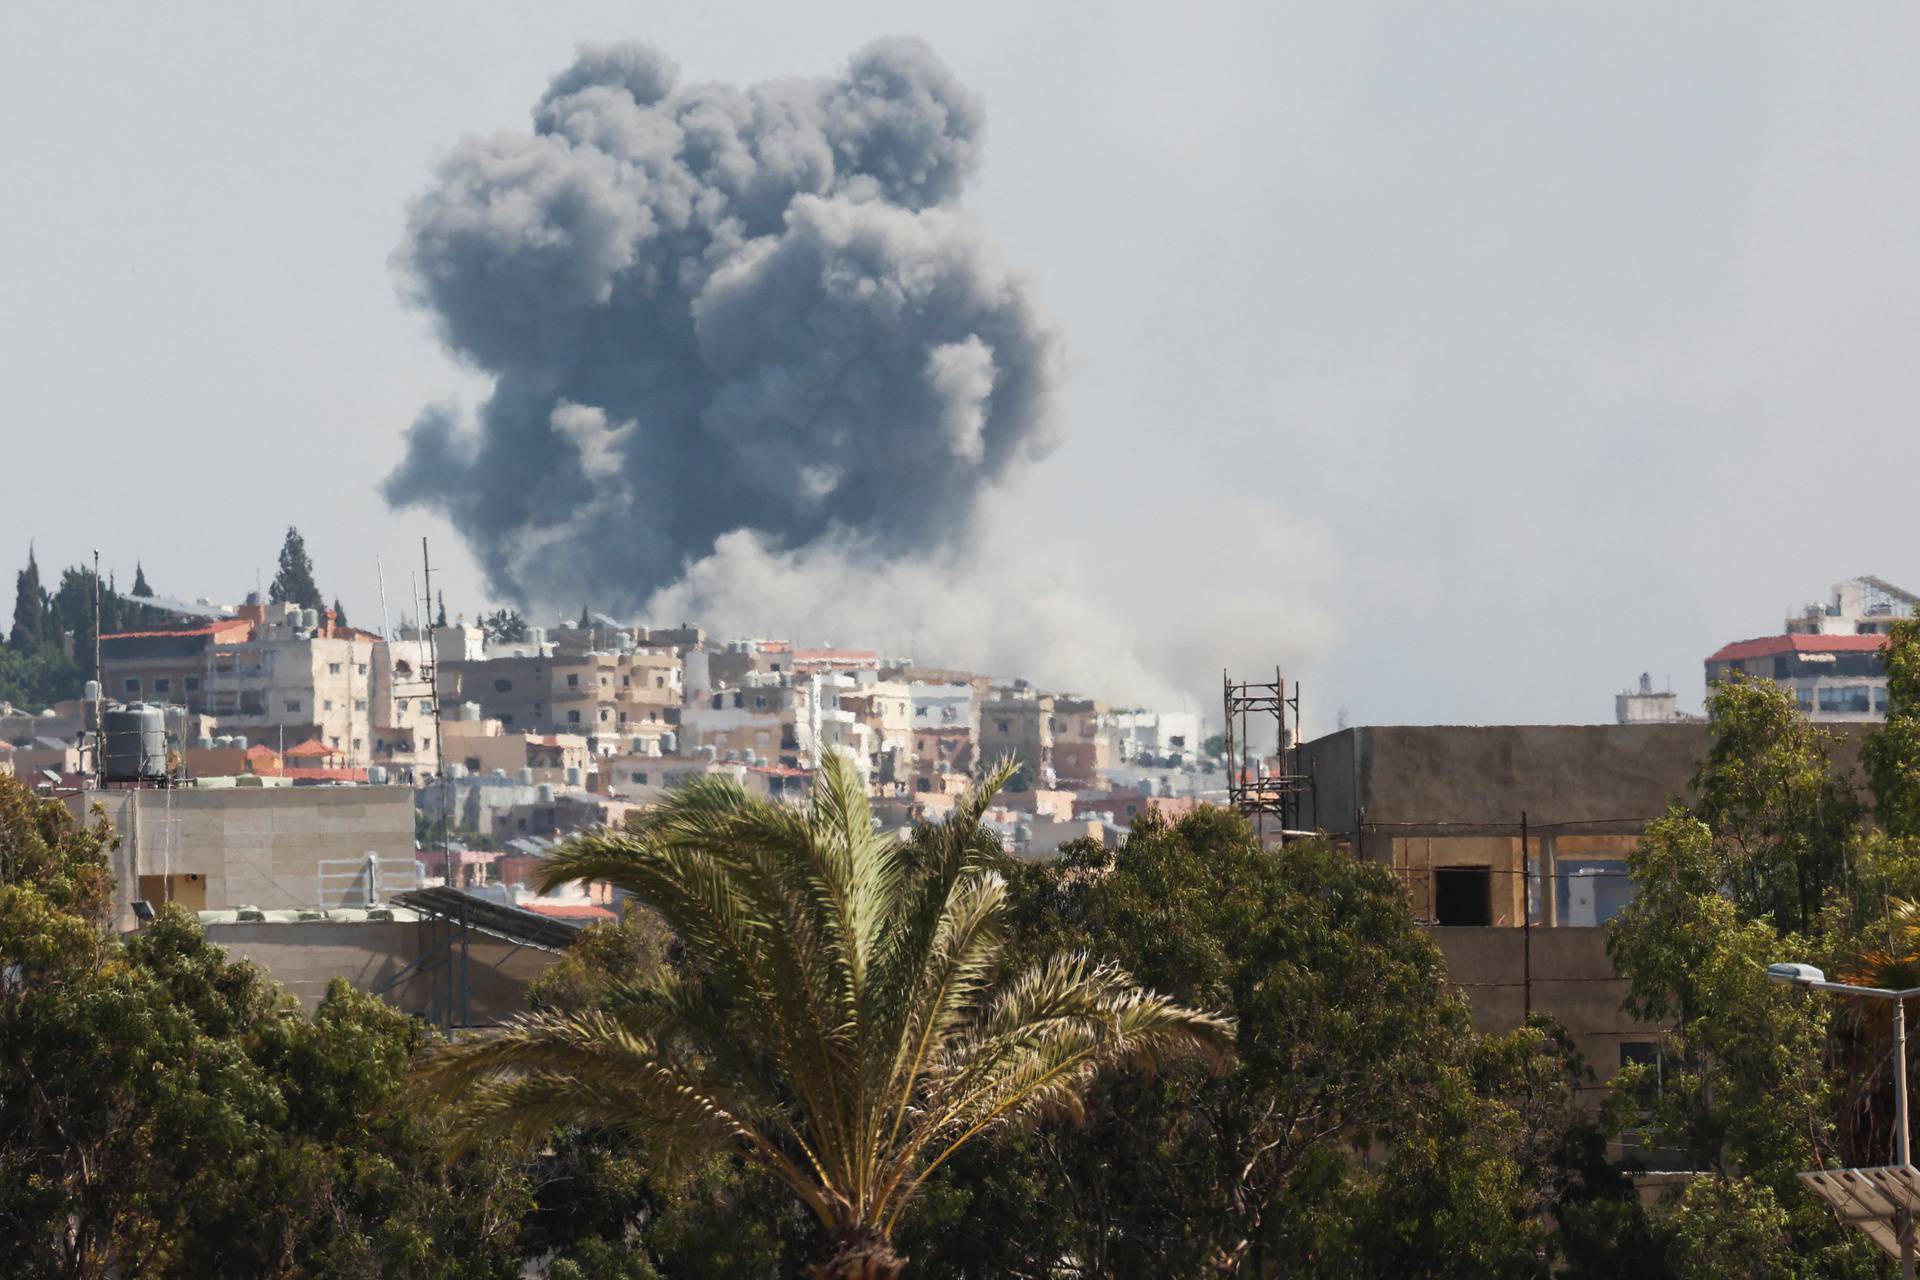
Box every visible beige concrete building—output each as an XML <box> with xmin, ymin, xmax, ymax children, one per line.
<box><xmin>911</xmin><ymin>726</ymin><xmax>975</xmax><ymax>793</ymax></box>
<box><xmin>1050</xmin><ymin>696</ymin><xmax>1110</xmax><ymax>788</ymax></box>
<box><xmin>102</xmin><ymin>599</ymin><xmax>402</xmax><ymax>770</ymax></box>
<box><xmin>438</xmin><ymin>644</ymin><xmax>681</xmax><ymax>747</ymax></box>
<box><xmin>979</xmin><ymin>687</ymin><xmax>1054</xmax><ymax>786</ymax></box>
<box><xmin>75</xmin><ymin>782</ymin><xmax>421</xmax><ymax>931</ymax></box>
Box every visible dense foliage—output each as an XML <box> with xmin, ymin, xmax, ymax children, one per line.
<box><xmin>2</xmin><ymin>547</ymin><xmax>173</xmax><ymax>709</ymax></box>
<box><xmin>0</xmin><ymin>775</ymin><xmax>531</xmax><ymax>1278</ymax></box>
<box><xmin>18</xmin><ymin>620</ymin><xmax>1920</xmax><ymax>1274</ymax></box>
<box><xmin>416</xmin><ymin>754</ymin><xmax>1230</xmax><ymax>1278</ymax></box>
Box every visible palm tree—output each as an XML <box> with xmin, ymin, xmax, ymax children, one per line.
<box><xmin>416</xmin><ymin>752</ymin><xmax>1231</xmax><ymax>1277</ymax></box>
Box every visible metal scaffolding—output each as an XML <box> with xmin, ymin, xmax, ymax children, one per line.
<box><xmin>1222</xmin><ymin>667</ymin><xmax>1314</xmax><ymax>842</ymax></box>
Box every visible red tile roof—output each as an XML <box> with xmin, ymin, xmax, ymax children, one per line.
<box><xmin>102</xmin><ymin>618</ymin><xmax>254</xmax><ymax>642</ymax></box>
<box><xmin>1707</xmin><ymin>634</ymin><xmax>1888</xmax><ymax>664</ymax></box>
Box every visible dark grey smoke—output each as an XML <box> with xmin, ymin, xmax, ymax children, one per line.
<box><xmin>384</xmin><ymin>38</ymin><xmax>1063</xmax><ymax>613</ymax></box>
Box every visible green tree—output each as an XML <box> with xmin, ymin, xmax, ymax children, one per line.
<box><xmin>906</xmin><ymin>808</ymin><xmax>1560</xmax><ymax>1277</ymax></box>
<box><xmin>0</xmin><ymin>644</ymin><xmax>81</xmax><ymax>713</ymax></box>
<box><xmin>416</xmin><ymin>754</ymin><xmax>1231</xmax><ymax>1279</ymax></box>
<box><xmin>1603</xmin><ymin>675</ymin><xmax>1902</xmax><ymax>1278</ymax></box>
<box><xmin>269</xmin><ymin>526</ymin><xmax>324</xmax><ymax>611</ymax></box>
<box><xmin>1690</xmin><ymin>674</ymin><xmax>1860</xmax><ymax>935</ymax></box>
<box><xmin>1865</xmin><ymin>617</ymin><xmax>1920</xmax><ymax>839</ymax></box>
<box><xmin>130</xmin><ymin>562</ymin><xmax>152</xmax><ymax>598</ymax></box>
<box><xmin>10</xmin><ymin>544</ymin><xmax>48</xmax><ymax>652</ymax></box>
<box><xmin>331</xmin><ymin>596</ymin><xmax>349</xmax><ymax>628</ymax></box>
<box><xmin>480</xmin><ymin>609</ymin><xmax>529</xmax><ymax>644</ymax></box>
<box><xmin>436</xmin><ymin>591</ymin><xmax>448</xmax><ymax>629</ymax></box>
<box><xmin>0</xmin><ymin>774</ymin><xmax>532</xmax><ymax>1277</ymax></box>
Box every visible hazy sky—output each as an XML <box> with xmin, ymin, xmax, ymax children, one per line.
<box><xmin>5</xmin><ymin>3</ymin><xmax>1918</xmax><ymax>726</ymax></box>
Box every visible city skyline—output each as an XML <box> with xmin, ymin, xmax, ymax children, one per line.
<box><xmin>8</xmin><ymin>4</ymin><xmax>1920</xmax><ymax>725</ymax></box>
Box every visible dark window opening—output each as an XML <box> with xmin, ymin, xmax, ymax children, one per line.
<box><xmin>1433</xmin><ymin>866</ymin><xmax>1493</xmax><ymax>926</ymax></box>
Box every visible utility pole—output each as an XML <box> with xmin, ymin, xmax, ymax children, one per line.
<box><xmin>92</xmin><ymin>549</ymin><xmax>103</xmax><ymax>789</ymax></box>
<box><xmin>422</xmin><ymin>537</ymin><xmax>451</xmax><ymax>886</ymax></box>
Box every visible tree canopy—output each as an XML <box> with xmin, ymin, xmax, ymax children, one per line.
<box><xmin>268</xmin><ymin>526</ymin><xmax>324</xmax><ymax>611</ymax></box>
<box><xmin>416</xmin><ymin>754</ymin><xmax>1230</xmax><ymax>1278</ymax></box>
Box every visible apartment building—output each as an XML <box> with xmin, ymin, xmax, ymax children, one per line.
<box><xmin>103</xmin><ymin>598</ymin><xmax>387</xmax><ymax>765</ymax></box>
<box><xmin>437</xmin><ymin>644</ymin><xmax>682</xmax><ymax>745</ymax></box>
<box><xmin>1702</xmin><ymin>577</ymin><xmax>1918</xmax><ymax>723</ymax></box>
<box><xmin>1049</xmin><ymin>697</ymin><xmax>1109</xmax><ymax>788</ymax></box>
<box><xmin>979</xmin><ymin>687</ymin><xmax>1054</xmax><ymax>787</ymax></box>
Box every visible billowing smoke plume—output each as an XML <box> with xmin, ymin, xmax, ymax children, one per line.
<box><xmin>385</xmin><ymin>38</ymin><xmax>1062</xmax><ymax>612</ymax></box>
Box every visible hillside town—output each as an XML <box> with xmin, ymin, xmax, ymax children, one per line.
<box><xmin>17</xmin><ymin>9</ymin><xmax>1920</xmax><ymax>1273</ymax></box>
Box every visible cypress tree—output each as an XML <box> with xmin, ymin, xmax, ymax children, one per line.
<box><xmin>132</xmin><ymin>563</ymin><xmax>152</xmax><ymax>598</ymax></box>
<box><xmin>268</xmin><ymin>527</ymin><xmax>324</xmax><ymax>611</ymax></box>
<box><xmin>435</xmin><ymin>592</ymin><xmax>448</xmax><ymax>629</ymax></box>
<box><xmin>10</xmin><ymin>546</ymin><xmax>45</xmax><ymax>653</ymax></box>
<box><xmin>331</xmin><ymin>597</ymin><xmax>349</xmax><ymax>629</ymax></box>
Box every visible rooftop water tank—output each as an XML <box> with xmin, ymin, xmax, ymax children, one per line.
<box><xmin>565</xmin><ymin>766</ymin><xmax>582</xmax><ymax>787</ymax></box>
<box><xmin>660</xmin><ymin>732</ymin><xmax>677</xmax><ymax>755</ymax></box>
<box><xmin>461</xmin><ymin>701</ymin><xmax>482</xmax><ymax>721</ymax></box>
<box><xmin>537</xmin><ymin>783</ymin><xmax>556</xmax><ymax>803</ymax></box>
<box><xmin>230</xmin><ymin>735</ymin><xmax>247</xmax><ymax>750</ymax></box>
<box><xmin>103</xmin><ymin>703</ymin><xmax>167</xmax><ymax>782</ymax></box>
<box><xmin>195</xmin><ymin>736</ymin><xmax>215</xmax><ymax>750</ymax></box>
<box><xmin>84</xmin><ymin>679</ymin><xmax>101</xmax><ymax>703</ymax></box>
<box><xmin>367</xmin><ymin>765</ymin><xmax>388</xmax><ymax>785</ymax></box>
<box><xmin>302</xmin><ymin>607</ymin><xmax>320</xmax><ymax>630</ymax></box>
<box><xmin>517</xmin><ymin>767</ymin><xmax>534</xmax><ymax>785</ymax></box>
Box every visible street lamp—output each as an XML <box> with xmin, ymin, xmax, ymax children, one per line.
<box><xmin>1768</xmin><ymin>961</ymin><xmax>1920</xmax><ymax>1277</ymax></box>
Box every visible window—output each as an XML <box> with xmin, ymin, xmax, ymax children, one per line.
<box><xmin>567</xmin><ymin>710</ymin><xmax>581</xmax><ymax>724</ymax></box>
<box><xmin>599</xmin><ymin>709</ymin><xmax>610</xmax><ymax>722</ymax></box>
<box><xmin>632</xmin><ymin>771</ymin><xmax>649</xmax><ymax>785</ymax></box>
<box><xmin>997</xmin><ymin>720</ymin><xmax>1009</xmax><ymax>734</ymax></box>
<box><xmin>500</xmin><ymin>715</ymin><xmax>513</xmax><ymax>727</ymax></box>
<box><xmin>351</xmin><ymin>738</ymin><xmax>362</xmax><ymax>751</ymax></box>
<box><xmin>328</xmin><ymin>663</ymin><xmax>342</xmax><ymax>675</ymax></box>
<box><xmin>357</xmin><ymin>664</ymin><xmax>367</xmax><ymax>676</ymax></box>
<box><xmin>494</xmin><ymin>679</ymin><xmax>512</xmax><ymax>692</ymax></box>
<box><xmin>354</xmin><ymin>699</ymin><xmax>367</xmax><ymax>712</ymax></box>
<box><xmin>655</xmin><ymin>675</ymin><xmax>666</xmax><ymax>688</ymax></box>
<box><xmin>1433</xmin><ymin>867</ymin><xmax>1493</xmax><ymax>926</ymax></box>
<box><xmin>153</xmin><ymin>678</ymin><xmax>171</xmax><ymax>694</ymax></box>
<box><xmin>732</xmin><ymin>693</ymin><xmax>744</xmax><ymax>709</ymax></box>
<box><xmin>323</xmin><ymin>700</ymin><xmax>334</xmax><ymax>712</ymax></box>
<box><xmin>184</xmin><ymin>677</ymin><xmax>199</xmax><ymax>692</ymax></box>
<box><xmin>465</xmin><ymin>757</ymin><xmax>481</xmax><ymax>771</ymax></box>
<box><xmin>329</xmin><ymin>736</ymin><xmax>340</xmax><ymax>748</ymax></box>
<box><xmin>286</xmin><ymin>700</ymin><xmax>302</xmax><ymax>713</ymax></box>
<box><xmin>1619</xmin><ymin>1042</ymin><xmax>1663</xmax><ymax>1091</ymax></box>
<box><xmin>124</xmin><ymin>677</ymin><xmax>141</xmax><ymax>693</ymax></box>
<box><xmin>567</xmin><ymin>673</ymin><xmax>579</xmax><ymax>687</ymax></box>
<box><xmin>1169</xmin><ymin>735</ymin><xmax>1186</xmax><ymax>748</ymax></box>
<box><xmin>754</xmin><ymin>695</ymin><xmax>767</xmax><ymax>710</ymax></box>
<box><xmin>1817</xmin><ymin>685</ymin><xmax>1872</xmax><ymax>714</ymax></box>
<box><xmin>417</xmin><ymin>700</ymin><xmax>432</xmax><ymax>713</ymax></box>
<box><xmin>1878</xmin><ymin>686</ymin><xmax>1892</xmax><ymax>712</ymax></box>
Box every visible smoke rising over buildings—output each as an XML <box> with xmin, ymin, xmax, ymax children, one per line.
<box><xmin>384</xmin><ymin>38</ymin><xmax>1062</xmax><ymax>615</ymax></box>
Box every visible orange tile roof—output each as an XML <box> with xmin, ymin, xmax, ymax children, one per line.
<box><xmin>1707</xmin><ymin>634</ymin><xmax>1888</xmax><ymax>663</ymax></box>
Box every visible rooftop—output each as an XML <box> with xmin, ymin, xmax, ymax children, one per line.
<box><xmin>1707</xmin><ymin>634</ymin><xmax>1889</xmax><ymax>664</ymax></box>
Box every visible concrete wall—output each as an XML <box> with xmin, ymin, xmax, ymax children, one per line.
<box><xmin>205</xmin><ymin>917</ymin><xmax>556</xmax><ymax>1023</ymax></box>
<box><xmin>1431</xmin><ymin>925</ymin><xmax>1664</xmax><ymax>1087</ymax></box>
<box><xmin>76</xmin><ymin>784</ymin><xmax>419</xmax><ymax>929</ymax></box>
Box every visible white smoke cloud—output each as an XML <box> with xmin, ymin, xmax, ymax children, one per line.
<box><xmin>644</xmin><ymin>493</ymin><xmax>1336</xmax><ymax>715</ymax></box>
